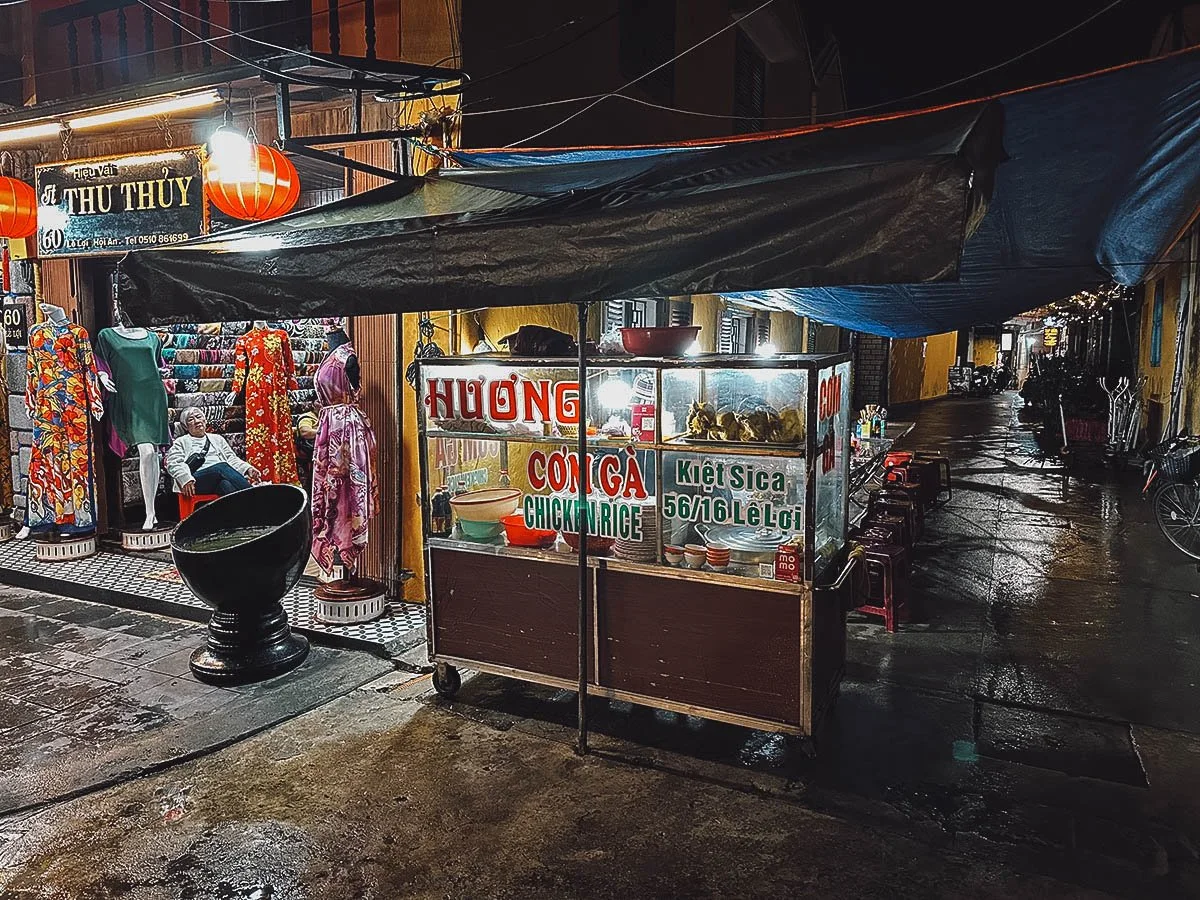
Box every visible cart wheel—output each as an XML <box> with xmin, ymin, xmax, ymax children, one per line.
<box><xmin>785</xmin><ymin>734</ymin><xmax>818</xmax><ymax>760</ymax></box>
<box><xmin>432</xmin><ymin>663</ymin><xmax>461</xmax><ymax>698</ymax></box>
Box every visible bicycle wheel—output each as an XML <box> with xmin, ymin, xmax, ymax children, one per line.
<box><xmin>1154</xmin><ymin>481</ymin><xmax>1200</xmax><ymax>560</ymax></box>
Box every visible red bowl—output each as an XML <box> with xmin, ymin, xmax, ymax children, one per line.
<box><xmin>501</xmin><ymin>514</ymin><xmax>557</xmax><ymax>548</ymax></box>
<box><xmin>620</xmin><ymin>326</ymin><xmax>701</xmax><ymax>357</ymax></box>
<box><xmin>562</xmin><ymin>532</ymin><xmax>615</xmax><ymax>555</ymax></box>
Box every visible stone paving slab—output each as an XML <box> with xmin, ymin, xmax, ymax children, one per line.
<box><xmin>0</xmin><ymin>587</ymin><xmax>393</xmax><ymax>816</ymax></box>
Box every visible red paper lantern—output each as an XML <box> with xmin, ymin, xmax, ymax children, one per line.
<box><xmin>0</xmin><ymin>176</ymin><xmax>37</xmax><ymax>239</ymax></box>
<box><xmin>204</xmin><ymin>143</ymin><xmax>300</xmax><ymax>222</ymax></box>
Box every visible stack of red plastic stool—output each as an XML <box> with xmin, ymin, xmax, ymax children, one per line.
<box><xmin>856</xmin><ymin>542</ymin><xmax>911</xmax><ymax>632</ymax></box>
<box><xmin>884</xmin><ymin>451</ymin><xmax>952</xmax><ymax>508</ymax></box>
<box><xmin>850</xmin><ymin>516</ymin><xmax>911</xmax><ymax>632</ymax></box>
<box><xmin>868</xmin><ymin>486</ymin><xmax>924</xmax><ymax>543</ymax></box>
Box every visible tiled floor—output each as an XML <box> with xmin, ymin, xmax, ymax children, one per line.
<box><xmin>0</xmin><ymin>540</ymin><xmax>426</xmax><ymax>656</ymax></box>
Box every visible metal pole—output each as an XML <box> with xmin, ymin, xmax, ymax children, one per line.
<box><xmin>576</xmin><ymin>301</ymin><xmax>590</xmax><ymax>756</ymax></box>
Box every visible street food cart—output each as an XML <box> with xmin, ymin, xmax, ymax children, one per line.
<box><xmin>417</xmin><ymin>351</ymin><xmax>857</xmax><ymax>741</ymax></box>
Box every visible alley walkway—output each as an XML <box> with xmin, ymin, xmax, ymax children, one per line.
<box><xmin>832</xmin><ymin>392</ymin><xmax>1200</xmax><ymax>886</ymax></box>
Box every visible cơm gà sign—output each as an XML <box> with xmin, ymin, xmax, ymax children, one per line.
<box><xmin>35</xmin><ymin>147</ymin><xmax>206</xmax><ymax>257</ymax></box>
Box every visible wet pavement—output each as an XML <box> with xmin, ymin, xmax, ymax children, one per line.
<box><xmin>0</xmin><ymin>591</ymin><xmax>391</xmax><ymax>816</ymax></box>
<box><xmin>2</xmin><ymin>393</ymin><xmax>1200</xmax><ymax>898</ymax></box>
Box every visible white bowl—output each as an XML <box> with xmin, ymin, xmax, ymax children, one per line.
<box><xmin>449</xmin><ymin>488</ymin><xmax>521</xmax><ymax>523</ymax></box>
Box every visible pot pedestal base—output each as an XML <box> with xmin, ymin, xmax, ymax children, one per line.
<box><xmin>315</xmin><ymin>577</ymin><xmax>387</xmax><ymax>624</ymax></box>
<box><xmin>121</xmin><ymin>526</ymin><xmax>173</xmax><ymax>551</ymax></box>
<box><xmin>35</xmin><ymin>533</ymin><xmax>97</xmax><ymax>562</ymax></box>
<box><xmin>190</xmin><ymin>602</ymin><xmax>309</xmax><ymax>686</ymax></box>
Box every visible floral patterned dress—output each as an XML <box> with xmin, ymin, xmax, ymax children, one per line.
<box><xmin>25</xmin><ymin>321</ymin><xmax>104</xmax><ymax>534</ymax></box>
<box><xmin>233</xmin><ymin>326</ymin><xmax>298</xmax><ymax>484</ymax></box>
<box><xmin>0</xmin><ymin>351</ymin><xmax>13</xmax><ymax>512</ymax></box>
<box><xmin>311</xmin><ymin>342</ymin><xmax>378</xmax><ymax>575</ymax></box>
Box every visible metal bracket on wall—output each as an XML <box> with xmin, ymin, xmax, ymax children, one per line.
<box><xmin>264</xmin><ymin>47</ymin><xmax>465</xmax><ymax>183</ymax></box>
<box><xmin>270</xmin><ymin>78</ymin><xmax>422</xmax><ymax>182</ymax></box>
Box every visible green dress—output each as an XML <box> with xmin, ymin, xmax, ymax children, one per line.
<box><xmin>94</xmin><ymin>328</ymin><xmax>170</xmax><ymax>447</ymax></box>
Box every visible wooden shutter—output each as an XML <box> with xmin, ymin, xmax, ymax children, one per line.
<box><xmin>669</xmin><ymin>300</ymin><xmax>693</xmax><ymax>326</ymax></box>
<box><xmin>718</xmin><ymin>310</ymin><xmax>734</xmax><ymax>353</ymax></box>
<box><xmin>756</xmin><ymin>314</ymin><xmax>771</xmax><ymax>347</ymax></box>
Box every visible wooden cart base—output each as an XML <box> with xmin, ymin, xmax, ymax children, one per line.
<box><xmin>427</xmin><ymin>544</ymin><xmax>846</xmax><ymax>739</ymax></box>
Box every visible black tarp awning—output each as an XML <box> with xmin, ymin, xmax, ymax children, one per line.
<box><xmin>119</xmin><ymin>47</ymin><xmax>1200</xmax><ymax>336</ymax></box>
<box><xmin>118</xmin><ymin>102</ymin><xmax>1003</xmax><ymax>325</ymax></box>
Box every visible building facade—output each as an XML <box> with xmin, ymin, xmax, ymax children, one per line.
<box><xmin>0</xmin><ymin>0</ymin><xmax>461</xmax><ymax>593</ymax></box>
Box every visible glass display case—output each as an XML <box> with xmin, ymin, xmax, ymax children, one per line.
<box><xmin>417</xmin><ymin>353</ymin><xmax>855</xmax><ymax>739</ymax></box>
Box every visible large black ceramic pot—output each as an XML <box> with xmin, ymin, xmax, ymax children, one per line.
<box><xmin>172</xmin><ymin>484</ymin><xmax>311</xmax><ymax>685</ymax></box>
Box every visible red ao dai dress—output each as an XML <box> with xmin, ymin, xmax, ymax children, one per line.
<box><xmin>232</xmin><ymin>327</ymin><xmax>299</xmax><ymax>485</ymax></box>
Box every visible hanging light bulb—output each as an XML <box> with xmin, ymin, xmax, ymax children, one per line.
<box><xmin>597</xmin><ymin>378</ymin><xmax>633</xmax><ymax>410</ymax></box>
<box><xmin>207</xmin><ymin>124</ymin><xmax>254</xmax><ymax>173</ymax></box>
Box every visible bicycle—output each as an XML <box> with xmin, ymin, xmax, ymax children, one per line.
<box><xmin>1142</xmin><ymin>434</ymin><xmax>1200</xmax><ymax>561</ymax></box>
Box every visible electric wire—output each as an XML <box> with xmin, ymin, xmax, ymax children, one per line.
<box><xmin>141</xmin><ymin>0</ymin><xmax>463</xmax><ymax>94</ymax></box>
<box><xmin>136</xmin><ymin>0</ymin><xmax>465</xmax><ymax>100</ymax></box>
<box><xmin>471</xmin><ymin>0</ymin><xmax>1128</xmax><ymax>134</ymax></box>
<box><xmin>0</xmin><ymin>0</ymin><xmax>377</xmax><ymax>96</ymax></box>
<box><xmin>807</xmin><ymin>0</ymin><xmax>1127</xmax><ymax>120</ymax></box>
<box><xmin>502</xmin><ymin>0</ymin><xmax>780</xmax><ymax>147</ymax></box>
<box><xmin>452</xmin><ymin>12</ymin><xmax>619</xmax><ymax>101</ymax></box>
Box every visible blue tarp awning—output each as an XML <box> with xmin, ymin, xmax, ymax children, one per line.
<box><xmin>447</xmin><ymin>48</ymin><xmax>1200</xmax><ymax>338</ymax></box>
<box><xmin>120</xmin><ymin>48</ymin><xmax>1200</xmax><ymax>338</ymax></box>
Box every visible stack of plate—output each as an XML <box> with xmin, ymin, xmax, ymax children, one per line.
<box><xmin>614</xmin><ymin>504</ymin><xmax>658</xmax><ymax>562</ymax></box>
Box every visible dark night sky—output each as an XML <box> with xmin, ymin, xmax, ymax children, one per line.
<box><xmin>809</xmin><ymin>0</ymin><xmax>1186</xmax><ymax>115</ymax></box>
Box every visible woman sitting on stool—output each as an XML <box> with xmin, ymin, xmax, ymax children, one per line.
<box><xmin>166</xmin><ymin>406</ymin><xmax>262</xmax><ymax>497</ymax></box>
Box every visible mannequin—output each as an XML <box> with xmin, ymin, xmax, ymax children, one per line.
<box><xmin>19</xmin><ymin>303</ymin><xmax>105</xmax><ymax>540</ymax></box>
<box><xmin>225</xmin><ymin>320</ymin><xmax>270</xmax><ymax>407</ymax></box>
<box><xmin>324</xmin><ymin>319</ymin><xmax>359</xmax><ymax>388</ymax></box>
<box><xmin>311</xmin><ymin>317</ymin><xmax>379</xmax><ymax>592</ymax></box>
<box><xmin>95</xmin><ymin>299</ymin><xmax>170</xmax><ymax>531</ymax></box>
<box><xmin>227</xmin><ymin>320</ymin><xmax>299</xmax><ymax>484</ymax></box>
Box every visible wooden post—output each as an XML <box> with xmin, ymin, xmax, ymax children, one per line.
<box><xmin>576</xmin><ymin>301</ymin><xmax>589</xmax><ymax>755</ymax></box>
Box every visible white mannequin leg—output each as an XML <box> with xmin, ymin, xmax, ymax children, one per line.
<box><xmin>137</xmin><ymin>443</ymin><xmax>160</xmax><ymax>530</ymax></box>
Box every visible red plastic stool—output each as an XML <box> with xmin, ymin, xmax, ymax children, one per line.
<box><xmin>178</xmin><ymin>492</ymin><xmax>221</xmax><ymax>520</ymax></box>
<box><xmin>855</xmin><ymin>543</ymin><xmax>910</xmax><ymax>632</ymax></box>
<box><xmin>861</xmin><ymin>512</ymin><xmax>911</xmax><ymax>551</ymax></box>
<box><xmin>885</xmin><ymin>465</ymin><xmax>931</xmax><ymax>510</ymax></box>
<box><xmin>914</xmin><ymin>452</ymin><xmax>952</xmax><ymax>503</ymax></box>
<box><xmin>885</xmin><ymin>483</ymin><xmax>926</xmax><ymax>539</ymax></box>
<box><xmin>851</xmin><ymin>527</ymin><xmax>912</xmax><ymax>576</ymax></box>
<box><xmin>869</xmin><ymin>489</ymin><xmax>923</xmax><ymax>543</ymax></box>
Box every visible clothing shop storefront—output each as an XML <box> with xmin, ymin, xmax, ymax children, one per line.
<box><xmin>0</xmin><ymin>82</ymin><xmax>444</xmax><ymax>654</ymax></box>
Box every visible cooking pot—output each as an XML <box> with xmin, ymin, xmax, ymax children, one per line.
<box><xmin>694</xmin><ymin>523</ymin><xmax>794</xmax><ymax>567</ymax></box>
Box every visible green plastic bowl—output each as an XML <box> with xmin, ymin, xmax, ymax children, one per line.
<box><xmin>457</xmin><ymin>518</ymin><xmax>504</xmax><ymax>541</ymax></box>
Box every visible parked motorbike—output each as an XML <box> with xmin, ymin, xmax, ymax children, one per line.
<box><xmin>971</xmin><ymin>366</ymin><xmax>998</xmax><ymax>396</ymax></box>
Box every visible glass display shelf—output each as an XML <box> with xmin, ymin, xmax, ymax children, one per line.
<box><xmin>425</xmin><ymin>535</ymin><xmax>802</xmax><ymax>595</ymax></box>
<box><xmin>423</xmin><ymin>428</ymin><xmax>809</xmax><ymax>458</ymax></box>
